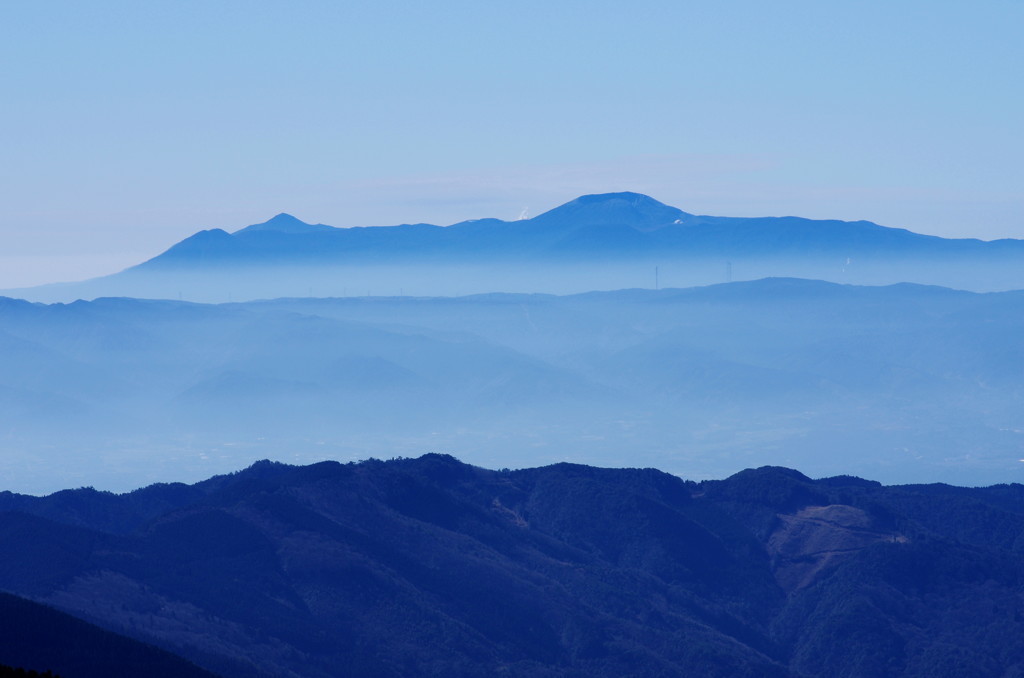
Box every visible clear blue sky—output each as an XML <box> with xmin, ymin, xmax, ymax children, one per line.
<box><xmin>1</xmin><ymin>1</ymin><xmax>1022</xmax><ymax>287</ymax></box>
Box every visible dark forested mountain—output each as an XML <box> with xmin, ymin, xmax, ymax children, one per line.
<box><xmin>0</xmin><ymin>591</ymin><xmax>220</xmax><ymax>678</ymax></box>
<box><xmin>8</xmin><ymin>192</ymin><xmax>1024</xmax><ymax>302</ymax></box>
<box><xmin>4</xmin><ymin>455</ymin><xmax>1024</xmax><ymax>677</ymax></box>
<box><xmin>2</xmin><ymin>278</ymin><xmax>1024</xmax><ymax>493</ymax></box>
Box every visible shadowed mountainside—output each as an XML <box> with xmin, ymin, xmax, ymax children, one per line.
<box><xmin>4</xmin><ymin>455</ymin><xmax>1024</xmax><ymax>677</ymax></box>
<box><xmin>0</xmin><ymin>591</ymin><xmax>221</xmax><ymax>678</ymax></box>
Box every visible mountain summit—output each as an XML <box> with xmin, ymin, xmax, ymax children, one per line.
<box><xmin>234</xmin><ymin>213</ymin><xmax>334</xmax><ymax>235</ymax></box>
<box><xmin>529</xmin><ymin>191</ymin><xmax>692</xmax><ymax>232</ymax></box>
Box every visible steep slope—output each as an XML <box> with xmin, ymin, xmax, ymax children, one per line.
<box><xmin>0</xmin><ymin>591</ymin><xmax>220</xmax><ymax>678</ymax></box>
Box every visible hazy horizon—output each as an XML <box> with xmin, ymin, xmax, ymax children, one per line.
<box><xmin>2</xmin><ymin>2</ymin><xmax>1023</xmax><ymax>489</ymax></box>
<box><xmin>2</xmin><ymin>2</ymin><xmax>1022</xmax><ymax>288</ymax></box>
<box><xmin>5</xmin><ymin>191</ymin><xmax>1024</xmax><ymax>292</ymax></box>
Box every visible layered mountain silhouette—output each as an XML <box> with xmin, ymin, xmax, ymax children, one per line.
<box><xmin>4</xmin><ymin>454</ymin><xmax>1024</xmax><ymax>677</ymax></box>
<box><xmin>2</xmin><ymin>278</ymin><xmax>1023</xmax><ymax>493</ymax></box>
<box><xmin>9</xmin><ymin>192</ymin><xmax>1024</xmax><ymax>302</ymax></box>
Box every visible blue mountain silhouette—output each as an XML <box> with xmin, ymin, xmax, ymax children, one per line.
<box><xmin>7</xmin><ymin>192</ymin><xmax>1024</xmax><ymax>302</ymax></box>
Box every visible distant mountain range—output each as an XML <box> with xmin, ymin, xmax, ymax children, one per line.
<box><xmin>129</xmin><ymin>192</ymin><xmax>1024</xmax><ymax>268</ymax></box>
<box><xmin>2</xmin><ymin>278</ymin><xmax>1022</xmax><ymax>493</ymax></box>
<box><xmin>5</xmin><ymin>454</ymin><xmax>1024</xmax><ymax>677</ymax></box>
<box><xmin>9</xmin><ymin>192</ymin><xmax>1024</xmax><ymax>302</ymax></box>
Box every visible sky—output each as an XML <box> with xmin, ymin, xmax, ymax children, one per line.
<box><xmin>1</xmin><ymin>1</ymin><xmax>1022</xmax><ymax>288</ymax></box>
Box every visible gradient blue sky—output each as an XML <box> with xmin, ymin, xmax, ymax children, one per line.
<box><xmin>2</xmin><ymin>1</ymin><xmax>1022</xmax><ymax>287</ymax></box>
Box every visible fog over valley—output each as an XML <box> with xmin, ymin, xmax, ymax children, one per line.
<box><xmin>2</xmin><ymin>272</ymin><xmax>1023</xmax><ymax>494</ymax></box>
<box><xmin>4</xmin><ymin>194</ymin><xmax>1024</xmax><ymax>495</ymax></box>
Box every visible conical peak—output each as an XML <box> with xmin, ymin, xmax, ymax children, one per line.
<box><xmin>235</xmin><ymin>213</ymin><xmax>334</xmax><ymax>235</ymax></box>
<box><xmin>267</xmin><ymin>212</ymin><xmax>304</xmax><ymax>224</ymax></box>
<box><xmin>531</xmin><ymin>192</ymin><xmax>691</xmax><ymax>231</ymax></box>
<box><xmin>571</xmin><ymin>192</ymin><xmax>670</xmax><ymax>207</ymax></box>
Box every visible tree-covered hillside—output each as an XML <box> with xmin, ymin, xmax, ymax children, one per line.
<box><xmin>4</xmin><ymin>455</ymin><xmax>1024</xmax><ymax>676</ymax></box>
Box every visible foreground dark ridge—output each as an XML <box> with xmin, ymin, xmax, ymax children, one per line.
<box><xmin>4</xmin><ymin>454</ymin><xmax>1024</xmax><ymax>677</ymax></box>
<box><xmin>0</xmin><ymin>592</ymin><xmax>220</xmax><ymax>678</ymax></box>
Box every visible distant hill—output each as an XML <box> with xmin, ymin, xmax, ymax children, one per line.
<box><xmin>5</xmin><ymin>455</ymin><xmax>1024</xmax><ymax>677</ymax></box>
<box><xmin>8</xmin><ymin>192</ymin><xmax>1024</xmax><ymax>302</ymax></box>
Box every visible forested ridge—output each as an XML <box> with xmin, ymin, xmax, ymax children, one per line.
<box><xmin>4</xmin><ymin>455</ymin><xmax>1024</xmax><ymax>676</ymax></box>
